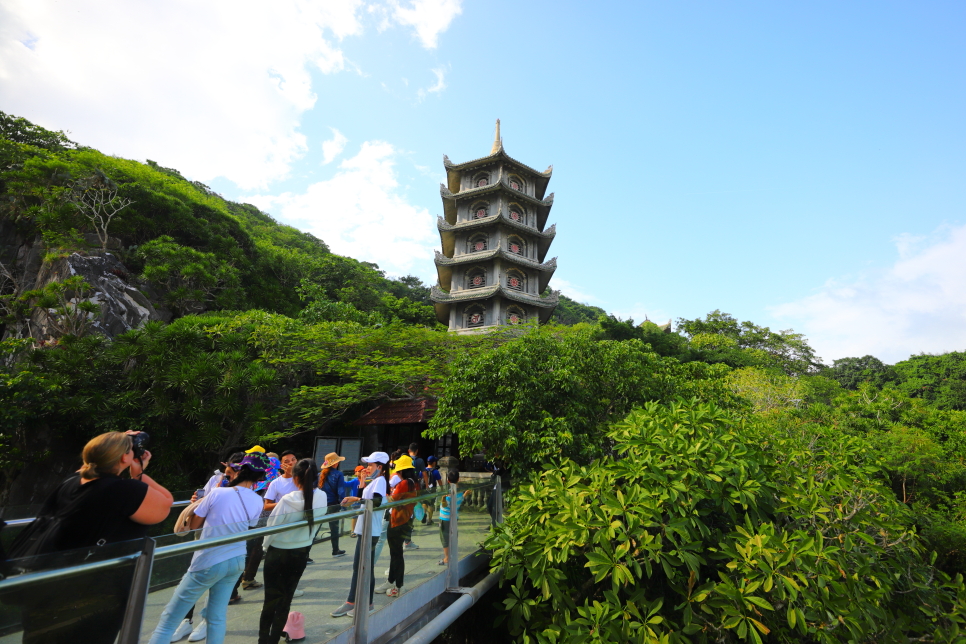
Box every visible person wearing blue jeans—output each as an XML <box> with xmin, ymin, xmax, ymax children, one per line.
<box><xmin>148</xmin><ymin>454</ymin><xmax>266</xmax><ymax>644</ymax></box>
<box><xmin>148</xmin><ymin>556</ymin><xmax>244</xmax><ymax>644</ymax></box>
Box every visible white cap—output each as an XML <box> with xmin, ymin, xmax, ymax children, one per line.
<box><xmin>361</xmin><ymin>451</ymin><xmax>390</xmax><ymax>465</ymax></box>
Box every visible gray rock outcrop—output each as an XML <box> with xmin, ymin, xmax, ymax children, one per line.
<box><xmin>49</xmin><ymin>253</ymin><xmax>170</xmax><ymax>338</ymax></box>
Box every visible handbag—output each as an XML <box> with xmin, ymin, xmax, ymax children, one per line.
<box><xmin>173</xmin><ymin>499</ymin><xmax>203</xmax><ymax>537</ymax></box>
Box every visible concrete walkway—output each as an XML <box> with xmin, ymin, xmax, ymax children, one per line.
<box><xmin>136</xmin><ymin>506</ymin><xmax>492</xmax><ymax>643</ymax></box>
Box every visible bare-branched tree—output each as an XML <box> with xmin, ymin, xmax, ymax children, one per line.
<box><xmin>70</xmin><ymin>171</ymin><xmax>133</xmax><ymax>251</ymax></box>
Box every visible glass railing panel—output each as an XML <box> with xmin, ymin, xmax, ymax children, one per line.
<box><xmin>371</xmin><ymin>488</ymin><xmax>447</xmax><ymax>612</ymax></box>
<box><xmin>144</xmin><ymin>503</ymin><xmax>366</xmax><ymax>643</ymax></box>
<box><xmin>0</xmin><ymin>538</ymin><xmax>143</xmax><ymax>642</ymax></box>
<box><xmin>456</xmin><ymin>482</ymin><xmax>494</xmax><ymax>562</ymax></box>
<box><xmin>291</xmin><ymin>502</ymin><xmax>369</xmax><ymax>642</ymax></box>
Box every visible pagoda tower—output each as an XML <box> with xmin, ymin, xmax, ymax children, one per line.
<box><xmin>431</xmin><ymin>121</ymin><xmax>558</xmax><ymax>332</ymax></box>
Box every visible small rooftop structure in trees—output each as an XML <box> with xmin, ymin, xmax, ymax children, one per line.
<box><xmin>431</xmin><ymin>120</ymin><xmax>559</xmax><ymax>332</ymax></box>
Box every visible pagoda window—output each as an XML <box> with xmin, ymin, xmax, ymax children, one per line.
<box><xmin>506</xmin><ymin>306</ymin><xmax>526</xmax><ymax>325</ymax></box>
<box><xmin>473</xmin><ymin>172</ymin><xmax>489</xmax><ymax>188</ymax></box>
<box><xmin>506</xmin><ymin>270</ymin><xmax>526</xmax><ymax>292</ymax></box>
<box><xmin>507</xmin><ymin>236</ymin><xmax>526</xmax><ymax>256</ymax></box>
<box><xmin>465</xmin><ymin>305</ymin><xmax>485</xmax><ymax>327</ymax></box>
<box><xmin>507</xmin><ymin>204</ymin><xmax>526</xmax><ymax>224</ymax></box>
<box><xmin>508</xmin><ymin>175</ymin><xmax>524</xmax><ymax>192</ymax></box>
<box><xmin>470</xmin><ymin>202</ymin><xmax>489</xmax><ymax>220</ymax></box>
<box><xmin>467</xmin><ymin>235</ymin><xmax>488</xmax><ymax>253</ymax></box>
<box><xmin>466</xmin><ymin>267</ymin><xmax>487</xmax><ymax>289</ymax></box>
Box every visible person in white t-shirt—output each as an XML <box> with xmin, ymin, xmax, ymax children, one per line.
<box><xmin>263</xmin><ymin>450</ymin><xmax>299</xmax><ymax>511</ymax></box>
<box><xmin>148</xmin><ymin>454</ymin><xmax>266</xmax><ymax>644</ymax></box>
<box><xmin>258</xmin><ymin>458</ymin><xmax>327</xmax><ymax>644</ymax></box>
<box><xmin>330</xmin><ymin>451</ymin><xmax>390</xmax><ymax>617</ymax></box>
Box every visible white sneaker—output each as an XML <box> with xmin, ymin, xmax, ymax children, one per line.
<box><xmin>374</xmin><ymin>581</ymin><xmax>394</xmax><ymax>594</ymax></box>
<box><xmin>171</xmin><ymin>619</ymin><xmax>193</xmax><ymax>642</ymax></box>
<box><xmin>386</xmin><ymin>585</ymin><xmax>405</xmax><ymax>598</ymax></box>
<box><xmin>293</xmin><ymin>589</ymin><xmax>305</xmax><ymax>597</ymax></box>
<box><xmin>188</xmin><ymin>619</ymin><xmax>207</xmax><ymax>642</ymax></box>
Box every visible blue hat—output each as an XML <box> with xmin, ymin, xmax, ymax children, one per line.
<box><xmin>427</xmin><ymin>455</ymin><xmax>437</xmax><ymax>463</ymax></box>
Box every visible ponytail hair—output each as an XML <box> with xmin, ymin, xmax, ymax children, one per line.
<box><xmin>80</xmin><ymin>432</ymin><xmax>131</xmax><ymax>480</ymax></box>
<box><xmin>293</xmin><ymin>458</ymin><xmax>319</xmax><ymax>532</ymax></box>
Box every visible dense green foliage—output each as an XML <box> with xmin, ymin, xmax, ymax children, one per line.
<box><xmin>489</xmin><ymin>401</ymin><xmax>966</xmax><ymax>643</ymax></box>
<box><xmin>0</xmin><ymin>312</ymin><xmax>479</xmax><ymax>489</ymax></box>
<box><xmin>428</xmin><ymin>324</ymin><xmax>733</xmax><ymax>475</ymax></box>
<box><xmin>677</xmin><ymin>310</ymin><xmax>823</xmax><ymax>376</ymax></box>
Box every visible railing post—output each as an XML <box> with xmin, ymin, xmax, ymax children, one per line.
<box><xmin>352</xmin><ymin>499</ymin><xmax>374</xmax><ymax>644</ymax></box>
<box><xmin>446</xmin><ymin>482</ymin><xmax>460</xmax><ymax>589</ymax></box>
<box><xmin>494</xmin><ymin>476</ymin><xmax>504</xmax><ymax>524</ymax></box>
<box><xmin>117</xmin><ymin>536</ymin><xmax>156</xmax><ymax>644</ymax></box>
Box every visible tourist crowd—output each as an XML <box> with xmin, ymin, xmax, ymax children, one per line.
<box><xmin>9</xmin><ymin>433</ymin><xmax>467</xmax><ymax>644</ymax></box>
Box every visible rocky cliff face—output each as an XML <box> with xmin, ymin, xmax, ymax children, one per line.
<box><xmin>33</xmin><ymin>252</ymin><xmax>171</xmax><ymax>340</ymax></box>
<box><xmin>1</xmin><ymin>231</ymin><xmax>171</xmax><ymax>342</ymax></box>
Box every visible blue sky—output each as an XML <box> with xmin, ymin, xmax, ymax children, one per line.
<box><xmin>2</xmin><ymin>0</ymin><xmax>964</xmax><ymax>363</ymax></box>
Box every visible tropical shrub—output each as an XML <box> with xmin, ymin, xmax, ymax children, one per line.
<box><xmin>488</xmin><ymin>401</ymin><xmax>966</xmax><ymax>643</ymax></box>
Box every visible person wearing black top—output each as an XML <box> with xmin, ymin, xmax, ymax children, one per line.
<box><xmin>18</xmin><ymin>431</ymin><xmax>173</xmax><ymax>644</ymax></box>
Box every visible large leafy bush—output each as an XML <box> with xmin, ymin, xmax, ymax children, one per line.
<box><xmin>489</xmin><ymin>400</ymin><xmax>966</xmax><ymax>643</ymax></box>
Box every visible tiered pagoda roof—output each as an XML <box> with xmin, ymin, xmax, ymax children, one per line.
<box><xmin>430</xmin><ymin>284</ymin><xmax>559</xmax><ymax>322</ymax></box>
<box><xmin>434</xmin><ymin>248</ymin><xmax>557</xmax><ymax>292</ymax></box>
<box><xmin>437</xmin><ymin>214</ymin><xmax>556</xmax><ymax>262</ymax></box>
<box><xmin>440</xmin><ymin>177</ymin><xmax>555</xmax><ymax>230</ymax></box>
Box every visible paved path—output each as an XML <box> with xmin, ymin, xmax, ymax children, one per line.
<box><xmin>135</xmin><ymin>507</ymin><xmax>492</xmax><ymax>643</ymax></box>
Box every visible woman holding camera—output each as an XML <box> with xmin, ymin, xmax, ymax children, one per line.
<box><xmin>17</xmin><ymin>430</ymin><xmax>173</xmax><ymax>644</ymax></box>
<box><xmin>147</xmin><ymin>454</ymin><xmax>266</xmax><ymax>644</ymax></box>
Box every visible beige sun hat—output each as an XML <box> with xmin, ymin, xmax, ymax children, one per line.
<box><xmin>323</xmin><ymin>452</ymin><xmax>346</xmax><ymax>468</ymax></box>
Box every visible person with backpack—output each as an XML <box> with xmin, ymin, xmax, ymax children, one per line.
<box><xmin>420</xmin><ymin>456</ymin><xmax>442</xmax><ymax>526</ymax></box>
<box><xmin>376</xmin><ymin>455</ymin><xmax>418</xmax><ymax>598</ymax></box>
<box><xmin>147</xmin><ymin>454</ymin><xmax>266</xmax><ymax>644</ymax></box>
<box><xmin>318</xmin><ymin>452</ymin><xmax>347</xmax><ymax>557</ymax></box>
<box><xmin>12</xmin><ymin>431</ymin><xmax>173</xmax><ymax>644</ymax></box>
<box><xmin>258</xmin><ymin>458</ymin><xmax>326</xmax><ymax>644</ymax></box>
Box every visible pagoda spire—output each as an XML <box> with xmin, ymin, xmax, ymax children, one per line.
<box><xmin>490</xmin><ymin>119</ymin><xmax>502</xmax><ymax>154</ymax></box>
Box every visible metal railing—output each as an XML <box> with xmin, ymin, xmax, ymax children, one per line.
<box><xmin>0</xmin><ymin>479</ymin><xmax>503</xmax><ymax>644</ymax></box>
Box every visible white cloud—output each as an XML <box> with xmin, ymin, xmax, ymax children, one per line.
<box><xmin>417</xmin><ymin>66</ymin><xmax>447</xmax><ymax>100</ymax></box>
<box><xmin>391</xmin><ymin>0</ymin><xmax>463</xmax><ymax>49</ymax></box>
<box><xmin>552</xmin><ymin>278</ymin><xmax>599</xmax><ymax>306</ymax></box>
<box><xmin>0</xmin><ymin>0</ymin><xmax>365</xmax><ymax>190</ymax></box>
<box><xmin>0</xmin><ymin>0</ymin><xmax>464</xmax><ymax>190</ymax></box>
<box><xmin>321</xmin><ymin>128</ymin><xmax>348</xmax><ymax>164</ymax></box>
<box><xmin>771</xmin><ymin>224</ymin><xmax>966</xmax><ymax>363</ymax></box>
<box><xmin>246</xmin><ymin>141</ymin><xmax>438</xmax><ymax>277</ymax></box>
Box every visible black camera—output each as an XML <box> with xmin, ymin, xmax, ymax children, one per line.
<box><xmin>131</xmin><ymin>432</ymin><xmax>150</xmax><ymax>460</ymax></box>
